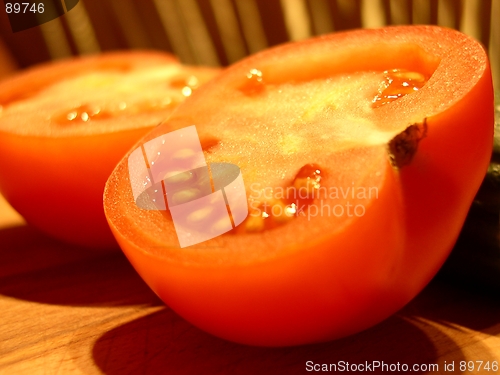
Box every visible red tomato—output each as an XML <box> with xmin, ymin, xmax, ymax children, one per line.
<box><xmin>104</xmin><ymin>26</ymin><xmax>494</xmax><ymax>345</ymax></box>
<box><xmin>0</xmin><ymin>51</ymin><xmax>219</xmax><ymax>248</ymax></box>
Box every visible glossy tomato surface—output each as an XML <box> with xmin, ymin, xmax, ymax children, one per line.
<box><xmin>0</xmin><ymin>51</ymin><xmax>219</xmax><ymax>248</ymax></box>
<box><xmin>104</xmin><ymin>26</ymin><xmax>494</xmax><ymax>345</ymax></box>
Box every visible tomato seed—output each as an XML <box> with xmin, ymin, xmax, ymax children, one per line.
<box><xmin>187</xmin><ymin>206</ymin><xmax>214</xmax><ymax>224</ymax></box>
<box><xmin>292</xmin><ymin>164</ymin><xmax>322</xmax><ymax>199</ymax></box>
<box><xmin>164</xmin><ymin>170</ymin><xmax>196</xmax><ymax>184</ymax></box>
<box><xmin>241</xmin><ymin>165</ymin><xmax>323</xmax><ymax>233</ymax></box>
<box><xmin>171</xmin><ymin>188</ymin><xmax>201</xmax><ymax>205</ymax></box>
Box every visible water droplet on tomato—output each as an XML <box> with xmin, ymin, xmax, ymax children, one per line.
<box><xmin>67</xmin><ymin>111</ymin><xmax>78</xmax><ymax>121</ymax></box>
<box><xmin>52</xmin><ymin>104</ymin><xmax>107</xmax><ymax>124</ymax></box>
<box><xmin>373</xmin><ymin>69</ymin><xmax>428</xmax><ymax>108</ymax></box>
<box><xmin>81</xmin><ymin>112</ymin><xmax>90</xmax><ymax>122</ymax></box>
<box><xmin>285</xmin><ymin>203</ymin><xmax>297</xmax><ymax>215</ymax></box>
<box><xmin>239</xmin><ymin>68</ymin><xmax>265</xmax><ymax>95</ymax></box>
<box><xmin>52</xmin><ymin>98</ymin><xmax>182</xmax><ymax>125</ymax></box>
<box><xmin>170</xmin><ymin>74</ymin><xmax>202</xmax><ymax>100</ymax></box>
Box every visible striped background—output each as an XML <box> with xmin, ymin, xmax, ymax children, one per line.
<box><xmin>0</xmin><ymin>0</ymin><xmax>499</xmax><ymax>88</ymax></box>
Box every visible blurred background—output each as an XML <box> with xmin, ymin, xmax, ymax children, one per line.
<box><xmin>0</xmin><ymin>0</ymin><xmax>499</xmax><ymax>89</ymax></box>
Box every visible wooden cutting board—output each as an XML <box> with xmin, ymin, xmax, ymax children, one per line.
<box><xmin>0</xmin><ymin>194</ymin><xmax>499</xmax><ymax>375</ymax></box>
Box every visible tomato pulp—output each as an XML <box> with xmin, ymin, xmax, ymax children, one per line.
<box><xmin>0</xmin><ymin>51</ymin><xmax>219</xmax><ymax>248</ymax></box>
<box><xmin>104</xmin><ymin>26</ymin><xmax>494</xmax><ymax>345</ymax></box>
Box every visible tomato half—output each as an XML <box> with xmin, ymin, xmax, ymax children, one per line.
<box><xmin>0</xmin><ymin>51</ymin><xmax>219</xmax><ymax>248</ymax></box>
<box><xmin>104</xmin><ymin>26</ymin><xmax>494</xmax><ymax>345</ymax></box>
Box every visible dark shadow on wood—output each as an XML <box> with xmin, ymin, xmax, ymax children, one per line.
<box><xmin>91</xmin><ymin>297</ymin><xmax>455</xmax><ymax>375</ymax></box>
<box><xmin>0</xmin><ymin>224</ymin><xmax>162</xmax><ymax>307</ymax></box>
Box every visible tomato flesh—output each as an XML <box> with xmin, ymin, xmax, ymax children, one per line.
<box><xmin>104</xmin><ymin>26</ymin><xmax>494</xmax><ymax>345</ymax></box>
<box><xmin>0</xmin><ymin>52</ymin><xmax>219</xmax><ymax>248</ymax></box>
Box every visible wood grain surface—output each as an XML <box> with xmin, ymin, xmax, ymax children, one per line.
<box><xmin>0</xmin><ymin>194</ymin><xmax>499</xmax><ymax>375</ymax></box>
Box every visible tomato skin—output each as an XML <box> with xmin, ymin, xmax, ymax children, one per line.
<box><xmin>0</xmin><ymin>129</ymin><xmax>150</xmax><ymax>248</ymax></box>
<box><xmin>0</xmin><ymin>52</ymin><xmax>219</xmax><ymax>249</ymax></box>
<box><xmin>109</xmin><ymin>159</ymin><xmax>406</xmax><ymax>345</ymax></box>
<box><xmin>104</xmin><ymin>26</ymin><xmax>494</xmax><ymax>345</ymax></box>
<box><xmin>394</xmin><ymin>69</ymin><xmax>494</xmax><ymax>298</ymax></box>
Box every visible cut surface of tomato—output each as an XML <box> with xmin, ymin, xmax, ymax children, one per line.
<box><xmin>104</xmin><ymin>26</ymin><xmax>494</xmax><ymax>345</ymax></box>
<box><xmin>0</xmin><ymin>51</ymin><xmax>219</xmax><ymax>248</ymax></box>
